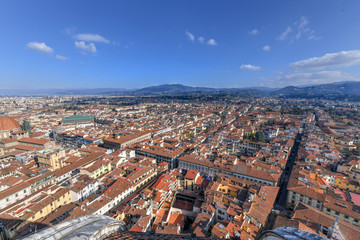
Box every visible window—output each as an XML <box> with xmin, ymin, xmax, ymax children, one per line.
<box><xmin>321</xmin><ymin>227</ymin><xmax>329</xmax><ymax>235</ymax></box>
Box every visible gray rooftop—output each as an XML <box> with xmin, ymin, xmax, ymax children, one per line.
<box><xmin>21</xmin><ymin>215</ymin><xmax>126</xmax><ymax>240</ymax></box>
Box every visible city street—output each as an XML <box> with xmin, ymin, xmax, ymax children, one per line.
<box><xmin>109</xmin><ymin>175</ymin><xmax>160</xmax><ymax>216</ymax></box>
<box><xmin>275</xmin><ymin>131</ymin><xmax>302</xmax><ymax>212</ymax></box>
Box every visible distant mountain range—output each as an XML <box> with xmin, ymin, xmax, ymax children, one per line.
<box><xmin>270</xmin><ymin>81</ymin><xmax>360</xmax><ymax>100</ymax></box>
<box><xmin>129</xmin><ymin>84</ymin><xmax>215</xmax><ymax>95</ymax></box>
<box><xmin>1</xmin><ymin>81</ymin><xmax>360</xmax><ymax>100</ymax></box>
<box><xmin>272</xmin><ymin>81</ymin><xmax>360</xmax><ymax>95</ymax></box>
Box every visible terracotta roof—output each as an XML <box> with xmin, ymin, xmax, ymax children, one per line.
<box><xmin>0</xmin><ymin>181</ymin><xmax>30</xmax><ymax>199</ymax></box>
<box><xmin>54</xmin><ymin>152</ymin><xmax>104</xmax><ymax>177</ymax></box>
<box><xmin>324</xmin><ymin>195</ymin><xmax>360</xmax><ymax>220</ymax></box>
<box><xmin>248</xmin><ymin>186</ymin><xmax>279</xmax><ymax>226</ymax></box>
<box><xmin>185</xmin><ymin>170</ymin><xmax>199</xmax><ymax>180</ymax></box>
<box><xmin>14</xmin><ymin>144</ymin><xmax>42</xmax><ymax>151</ymax></box>
<box><xmin>191</xmin><ymin>212</ymin><xmax>212</xmax><ymax>237</ymax></box>
<box><xmin>18</xmin><ymin>137</ymin><xmax>50</xmax><ymax>145</ymax></box>
<box><xmin>211</xmin><ymin>222</ymin><xmax>229</xmax><ymax>238</ymax></box>
<box><xmin>0</xmin><ymin>116</ymin><xmax>20</xmax><ymax>131</ymax></box>
<box><xmin>287</xmin><ymin>185</ymin><xmax>325</xmax><ymax>202</ymax></box>
<box><xmin>104</xmin><ymin>130</ymin><xmax>152</xmax><ymax>145</ymax></box>
<box><xmin>293</xmin><ymin>203</ymin><xmax>360</xmax><ymax>240</ymax></box>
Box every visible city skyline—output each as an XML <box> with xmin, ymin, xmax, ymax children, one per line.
<box><xmin>1</xmin><ymin>0</ymin><xmax>360</xmax><ymax>89</ymax></box>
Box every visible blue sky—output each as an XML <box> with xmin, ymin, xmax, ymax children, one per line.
<box><xmin>1</xmin><ymin>0</ymin><xmax>360</xmax><ymax>89</ymax></box>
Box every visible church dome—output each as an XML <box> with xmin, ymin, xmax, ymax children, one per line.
<box><xmin>0</xmin><ymin>116</ymin><xmax>21</xmax><ymax>131</ymax></box>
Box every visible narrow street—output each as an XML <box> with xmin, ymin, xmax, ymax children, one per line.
<box><xmin>108</xmin><ymin>175</ymin><xmax>160</xmax><ymax>216</ymax></box>
<box><xmin>275</xmin><ymin>128</ymin><xmax>303</xmax><ymax>213</ymax></box>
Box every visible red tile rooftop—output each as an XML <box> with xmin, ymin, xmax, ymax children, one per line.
<box><xmin>0</xmin><ymin>116</ymin><xmax>21</xmax><ymax>131</ymax></box>
<box><xmin>350</xmin><ymin>192</ymin><xmax>360</xmax><ymax>207</ymax></box>
<box><xmin>184</xmin><ymin>170</ymin><xmax>199</xmax><ymax>180</ymax></box>
<box><xmin>18</xmin><ymin>137</ymin><xmax>50</xmax><ymax>145</ymax></box>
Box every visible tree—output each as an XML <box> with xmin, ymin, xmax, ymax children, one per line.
<box><xmin>255</xmin><ymin>131</ymin><xmax>266</xmax><ymax>143</ymax></box>
<box><xmin>21</xmin><ymin>120</ymin><xmax>32</xmax><ymax>134</ymax></box>
<box><xmin>244</xmin><ymin>133</ymin><xmax>256</xmax><ymax>141</ymax></box>
<box><xmin>344</xmin><ymin>151</ymin><xmax>354</xmax><ymax>159</ymax></box>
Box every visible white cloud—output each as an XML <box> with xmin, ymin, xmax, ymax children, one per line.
<box><xmin>262</xmin><ymin>71</ymin><xmax>359</xmax><ymax>87</ymax></box>
<box><xmin>308</xmin><ymin>30</ymin><xmax>321</xmax><ymax>40</ymax></box>
<box><xmin>26</xmin><ymin>42</ymin><xmax>54</xmax><ymax>54</ymax></box>
<box><xmin>185</xmin><ymin>31</ymin><xmax>195</xmax><ymax>42</ymax></box>
<box><xmin>278</xmin><ymin>16</ymin><xmax>320</xmax><ymax>42</ymax></box>
<box><xmin>74</xmin><ymin>33</ymin><xmax>110</xmax><ymax>43</ymax></box>
<box><xmin>75</xmin><ymin>41</ymin><xmax>96</xmax><ymax>53</ymax></box>
<box><xmin>298</xmin><ymin>16</ymin><xmax>309</xmax><ymax>28</ymax></box>
<box><xmin>278</xmin><ymin>26</ymin><xmax>293</xmax><ymax>41</ymax></box>
<box><xmin>207</xmin><ymin>39</ymin><xmax>218</xmax><ymax>46</ymax></box>
<box><xmin>263</xmin><ymin>45</ymin><xmax>271</xmax><ymax>51</ymax></box>
<box><xmin>291</xmin><ymin>50</ymin><xmax>360</xmax><ymax>71</ymax></box>
<box><xmin>56</xmin><ymin>55</ymin><xmax>69</xmax><ymax>61</ymax></box>
<box><xmin>249</xmin><ymin>29</ymin><xmax>259</xmax><ymax>35</ymax></box>
<box><xmin>185</xmin><ymin>32</ymin><xmax>217</xmax><ymax>46</ymax></box>
<box><xmin>240</xmin><ymin>64</ymin><xmax>261</xmax><ymax>71</ymax></box>
<box><xmin>295</xmin><ymin>16</ymin><xmax>309</xmax><ymax>39</ymax></box>
<box><xmin>65</xmin><ymin>26</ymin><xmax>76</xmax><ymax>35</ymax></box>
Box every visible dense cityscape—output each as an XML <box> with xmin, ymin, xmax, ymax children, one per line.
<box><xmin>2</xmin><ymin>0</ymin><xmax>360</xmax><ymax>239</ymax></box>
<box><xmin>0</xmin><ymin>94</ymin><xmax>358</xmax><ymax>239</ymax></box>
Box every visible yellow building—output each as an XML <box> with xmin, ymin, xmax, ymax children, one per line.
<box><xmin>5</xmin><ymin>187</ymin><xmax>72</xmax><ymax>235</ymax></box>
<box><xmin>127</xmin><ymin>166</ymin><xmax>156</xmax><ymax>191</ymax></box>
<box><xmin>217</xmin><ymin>183</ymin><xmax>238</xmax><ymax>198</ymax></box>
<box><xmin>37</xmin><ymin>150</ymin><xmax>66</xmax><ymax>171</ymax></box>
<box><xmin>334</xmin><ymin>177</ymin><xmax>360</xmax><ymax>193</ymax></box>
<box><xmin>79</xmin><ymin>160</ymin><xmax>112</xmax><ymax>179</ymax></box>
<box><xmin>29</xmin><ymin>188</ymin><xmax>72</xmax><ymax>222</ymax></box>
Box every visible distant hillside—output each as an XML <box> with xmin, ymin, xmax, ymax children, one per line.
<box><xmin>124</xmin><ymin>84</ymin><xmax>270</xmax><ymax>97</ymax></box>
<box><xmin>56</xmin><ymin>88</ymin><xmax>128</xmax><ymax>95</ymax></box>
<box><xmin>271</xmin><ymin>81</ymin><xmax>360</xmax><ymax>100</ymax></box>
<box><xmin>2</xmin><ymin>81</ymin><xmax>360</xmax><ymax>100</ymax></box>
<box><xmin>129</xmin><ymin>84</ymin><xmax>215</xmax><ymax>95</ymax></box>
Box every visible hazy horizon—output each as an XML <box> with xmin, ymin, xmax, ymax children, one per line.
<box><xmin>0</xmin><ymin>80</ymin><xmax>358</xmax><ymax>92</ymax></box>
